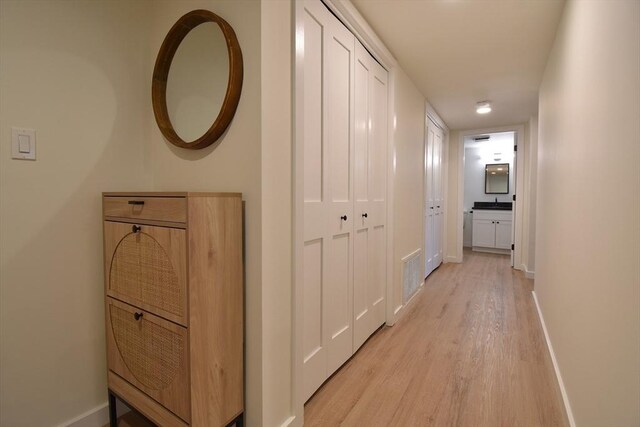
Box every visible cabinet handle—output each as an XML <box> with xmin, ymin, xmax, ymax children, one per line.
<box><xmin>128</xmin><ymin>200</ymin><xmax>145</xmax><ymax>205</ymax></box>
<box><xmin>133</xmin><ymin>312</ymin><xmax>143</xmax><ymax>321</ymax></box>
<box><xmin>496</xmin><ymin>221</ymin><xmax>500</xmax><ymax>224</ymax></box>
<box><xmin>430</xmin><ymin>207</ymin><xmax>434</xmax><ymax>210</ymax></box>
<box><xmin>340</xmin><ymin>215</ymin><xmax>348</xmax><ymax>221</ymax></box>
<box><xmin>362</xmin><ymin>213</ymin><xmax>368</xmax><ymax>218</ymax></box>
<box><xmin>492</xmin><ymin>221</ymin><xmax>495</xmax><ymax>224</ymax></box>
<box><xmin>132</xmin><ymin>225</ymin><xmax>141</xmax><ymax>233</ymax></box>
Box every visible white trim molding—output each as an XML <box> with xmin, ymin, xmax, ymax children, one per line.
<box><xmin>59</xmin><ymin>403</ymin><xmax>108</xmax><ymax>427</ymax></box>
<box><xmin>280</xmin><ymin>415</ymin><xmax>297</xmax><ymax>427</ymax></box>
<box><xmin>522</xmin><ymin>264</ymin><xmax>535</xmax><ymax>279</ymax></box>
<box><xmin>532</xmin><ymin>291</ymin><xmax>576</xmax><ymax>427</ymax></box>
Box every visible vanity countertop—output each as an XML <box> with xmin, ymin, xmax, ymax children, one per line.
<box><xmin>472</xmin><ymin>201</ymin><xmax>513</xmax><ymax>211</ymax></box>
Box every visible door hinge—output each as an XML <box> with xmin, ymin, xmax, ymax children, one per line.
<box><xmin>514</xmin><ymin>145</ymin><xmax>518</xmax><ymax>152</ymax></box>
<box><xmin>513</xmin><ymin>194</ymin><xmax>516</xmax><ymax>201</ymax></box>
<box><xmin>511</xmin><ymin>244</ymin><xmax>515</xmax><ymax>250</ymax></box>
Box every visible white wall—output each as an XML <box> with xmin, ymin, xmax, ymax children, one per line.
<box><xmin>535</xmin><ymin>0</ymin><xmax>640</xmax><ymax>425</ymax></box>
<box><xmin>392</xmin><ymin>68</ymin><xmax>426</xmax><ymax>313</ymax></box>
<box><xmin>0</xmin><ymin>1</ymin><xmax>153</xmax><ymax>425</ymax></box>
<box><xmin>260</xmin><ymin>1</ymin><xmax>293</xmax><ymax>426</ymax></box>
<box><xmin>521</xmin><ymin>115</ymin><xmax>538</xmax><ymax>274</ymax></box>
<box><xmin>463</xmin><ymin>132</ymin><xmax>515</xmax><ymax>211</ymax></box>
<box><xmin>146</xmin><ymin>2</ymin><xmax>264</xmax><ymax>425</ymax></box>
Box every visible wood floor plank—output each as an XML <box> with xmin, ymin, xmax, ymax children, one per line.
<box><xmin>304</xmin><ymin>250</ymin><xmax>569</xmax><ymax>427</ymax></box>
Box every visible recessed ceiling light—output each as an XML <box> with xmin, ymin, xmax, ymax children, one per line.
<box><xmin>476</xmin><ymin>101</ymin><xmax>492</xmax><ymax>114</ymax></box>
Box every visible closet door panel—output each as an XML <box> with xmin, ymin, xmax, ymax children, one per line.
<box><xmin>353</xmin><ymin>228</ymin><xmax>370</xmax><ymax>350</ymax></box>
<box><xmin>325</xmin><ymin>233</ymin><xmax>352</xmax><ymax>374</ymax></box>
<box><xmin>368</xmin><ymin>60</ymin><xmax>387</xmax><ymax>326</ymax></box>
<box><xmin>324</xmin><ymin>17</ymin><xmax>354</xmax><ymax>375</ymax></box>
<box><xmin>434</xmin><ymin>128</ymin><xmax>444</xmax><ymax>266</ymax></box>
<box><xmin>353</xmin><ymin>44</ymin><xmax>371</xmax><ymax>351</ymax></box>
<box><xmin>424</xmin><ymin>125</ymin><xmax>435</xmax><ymax>277</ymax></box>
<box><xmin>370</xmin><ymin>224</ymin><xmax>386</xmax><ymax>323</ymax></box>
<box><xmin>302</xmin><ymin>0</ymin><xmax>328</xmax><ymax>402</ymax></box>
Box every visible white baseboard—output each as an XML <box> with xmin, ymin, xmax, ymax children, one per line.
<box><xmin>521</xmin><ymin>263</ymin><xmax>535</xmax><ymax>279</ymax></box>
<box><xmin>281</xmin><ymin>415</ymin><xmax>297</xmax><ymax>427</ymax></box>
<box><xmin>531</xmin><ymin>291</ymin><xmax>576</xmax><ymax>427</ymax></box>
<box><xmin>59</xmin><ymin>398</ymin><xmax>133</xmax><ymax>427</ymax></box>
<box><xmin>444</xmin><ymin>255</ymin><xmax>461</xmax><ymax>263</ymax></box>
<box><xmin>59</xmin><ymin>402</ymin><xmax>108</xmax><ymax>427</ymax></box>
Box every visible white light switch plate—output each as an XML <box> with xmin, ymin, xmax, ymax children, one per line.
<box><xmin>11</xmin><ymin>127</ymin><xmax>36</xmax><ymax>160</ymax></box>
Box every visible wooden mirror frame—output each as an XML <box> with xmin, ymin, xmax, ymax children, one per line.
<box><xmin>152</xmin><ymin>10</ymin><xmax>243</xmax><ymax>150</ymax></box>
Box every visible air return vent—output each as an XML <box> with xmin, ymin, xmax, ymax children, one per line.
<box><xmin>473</xmin><ymin>135</ymin><xmax>491</xmax><ymax>141</ymax></box>
<box><xmin>402</xmin><ymin>249</ymin><xmax>422</xmax><ymax>303</ymax></box>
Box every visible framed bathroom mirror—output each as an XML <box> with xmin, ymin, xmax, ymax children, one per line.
<box><xmin>152</xmin><ymin>9</ymin><xmax>243</xmax><ymax>149</ymax></box>
<box><xmin>485</xmin><ymin>163</ymin><xmax>509</xmax><ymax>194</ymax></box>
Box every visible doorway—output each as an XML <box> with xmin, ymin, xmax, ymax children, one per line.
<box><xmin>455</xmin><ymin>125</ymin><xmax>525</xmax><ymax>268</ymax></box>
<box><xmin>462</xmin><ymin>131</ymin><xmax>515</xmax><ymax>265</ymax></box>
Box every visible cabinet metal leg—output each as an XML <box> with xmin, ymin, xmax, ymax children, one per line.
<box><xmin>226</xmin><ymin>412</ymin><xmax>244</xmax><ymax>427</ymax></box>
<box><xmin>108</xmin><ymin>390</ymin><xmax>117</xmax><ymax>427</ymax></box>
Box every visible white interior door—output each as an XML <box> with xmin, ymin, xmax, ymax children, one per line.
<box><xmin>424</xmin><ymin>125</ymin><xmax>435</xmax><ymax>277</ymax></box>
<box><xmin>353</xmin><ymin>41</ymin><xmax>387</xmax><ymax>352</ymax></box>
<box><xmin>433</xmin><ymin>126</ymin><xmax>444</xmax><ymax>266</ymax></box>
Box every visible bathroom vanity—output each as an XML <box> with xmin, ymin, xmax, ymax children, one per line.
<box><xmin>471</xmin><ymin>202</ymin><xmax>513</xmax><ymax>254</ymax></box>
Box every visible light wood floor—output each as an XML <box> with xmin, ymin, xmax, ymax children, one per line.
<box><xmin>304</xmin><ymin>250</ymin><xmax>569</xmax><ymax>427</ymax></box>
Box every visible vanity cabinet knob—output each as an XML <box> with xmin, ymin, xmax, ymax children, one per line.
<box><xmin>133</xmin><ymin>312</ymin><xmax>143</xmax><ymax>321</ymax></box>
<box><xmin>340</xmin><ymin>215</ymin><xmax>348</xmax><ymax>221</ymax></box>
<box><xmin>132</xmin><ymin>225</ymin><xmax>141</xmax><ymax>233</ymax></box>
<box><xmin>492</xmin><ymin>221</ymin><xmax>495</xmax><ymax>224</ymax></box>
<box><xmin>362</xmin><ymin>213</ymin><xmax>368</xmax><ymax>218</ymax></box>
<box><xmin>496</xmin><ymin>221</ymin><xmax>500</xmax><ymax>224</ymax></box>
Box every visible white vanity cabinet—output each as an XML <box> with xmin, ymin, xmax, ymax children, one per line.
<box><xmin>472</xmin><ymin>210</ymin><xmax>512</xmax><ymax>253</ymax></box>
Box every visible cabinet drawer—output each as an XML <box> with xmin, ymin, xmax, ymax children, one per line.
<box><xmin>104</xmin><ymin>196</ymin><xmax>186</xmax><ymax>224</ymax></box>
<box><xmin>105</xmin><ymin>221</ymin><xmax>187</xmax><ymax>326</ymax></box>
<box><xmin>106</xmin><ymin>298</ymin><xmax>190</xmax><ymax>423</ymax></box>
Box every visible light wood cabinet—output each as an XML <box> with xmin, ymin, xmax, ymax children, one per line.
<box><xmin>103</xmin><ymin>192</ymin><xmax>243</xmax><ymax>427</ymax></box>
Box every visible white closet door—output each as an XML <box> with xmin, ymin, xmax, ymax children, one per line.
<box><xmin>433</xmin><ymin>126</ymin><xmax>444</xmax><ymax>266</ymax></box>
<box><xmin>424</xmin><ymin>124</ymin><xmax>435</xmax><ymax>277</ymax></box>
<box><xmin>324</xmin><ymin>10</ymin><xmax>355</xmax><ymax>377</ymax></box>
<box><xmin>368</xmin><ymin>52</ymin><xmax>388</xmax><ymax>333</ymax></box>
<box><xmin>353</xmin><ymin>42</ymin><xmax>372</xmax><ymax>351</ymax></box>
<box><xmin>302</xmin><ymin>0</ymin><xmax>328</xmax><ymax>401</ymax></box>
<box><xmin>353</xmin><ymin>41</ymin><xmax>387</xmax><ymax>352</ymax></box>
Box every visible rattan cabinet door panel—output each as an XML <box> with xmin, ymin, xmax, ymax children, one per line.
<box><xmin>107</xmin><ymin>298</ymin><xmax>191</xmax><ymax>423</ymax></box>
<box><xmin>105</xmin><ymin>222</ymin><xmax>187</xmax><ymax>326</ymax></box>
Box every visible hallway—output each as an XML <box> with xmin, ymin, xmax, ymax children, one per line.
<box><xmin>304</xmin><ymin>251</ymin><xmax>568</xmax><ymax>426</ymax></box>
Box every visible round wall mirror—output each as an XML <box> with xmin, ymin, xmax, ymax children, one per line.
<box><xmin>152</xmin><ymin>10</ymin><xmax>243</xmax><ymax>149</ymax></box>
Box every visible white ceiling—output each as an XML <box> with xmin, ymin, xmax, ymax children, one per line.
<box><xmin>350</xmin><ymin>0</ymin><xmax>566</xmax><ymax>130</ymax></box>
